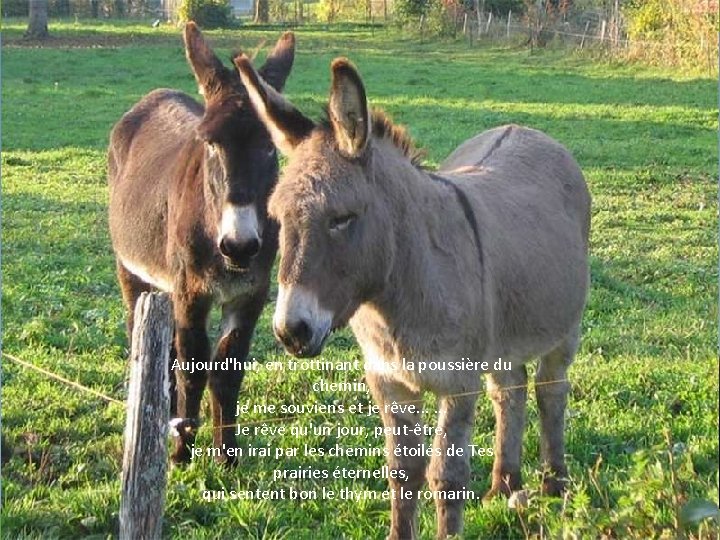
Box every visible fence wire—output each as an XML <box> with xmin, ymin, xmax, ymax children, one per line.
<box><xmin>2</xmin><ymin>349</ymin><xmax>572</xmax><ymax>433</ymax></box>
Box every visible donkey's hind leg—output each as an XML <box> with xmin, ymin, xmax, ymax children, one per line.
<box><xmin>116</xmin><ymin>261</ymin><xmax>178</xmax><ymax>415</ymax></box>
<box><xmin>428</xmin><ymin>392</ymin><xmax>479</xmax><ymax>539</ymax></box>
<box><xmin>116</xmin><ymin>261</ymin><xmax>153</xmax><ymax>347</ymax></box>
<box><xmin>208</xmin><ymin>292</ymin><xmax>266</xmax><ymax>466</ymax></box>
<box><xmin>483</xmin><ymin>365</ymin><xmax>528</xmax><ymax>501</ymax></box>
<box><xmin>536</xmin><ymin>327</ymin><xmax>579</xmax><ymax>496</ymax></box>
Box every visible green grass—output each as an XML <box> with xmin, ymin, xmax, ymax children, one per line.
<box><xmin>2</xmin><ymin>19</ymin><xmax>719</xmax><ymax>539</ymax></box>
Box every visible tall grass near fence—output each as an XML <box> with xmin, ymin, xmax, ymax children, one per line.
<box><xmin>624</xmin><ymin>0</ymin><xmax>718</xmax><ymax>71</ymax></box>
<box><xmin>407</xmin><ymin>4</ymin><xmax>717</xmax><ymax>75</ymax></box>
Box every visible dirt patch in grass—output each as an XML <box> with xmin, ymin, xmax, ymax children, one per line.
<box><xmin>3</xmin><ymin>33</ymin><xmax>178</xmax><ymax>49</ymax></box>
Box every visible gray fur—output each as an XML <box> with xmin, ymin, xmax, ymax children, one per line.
<box><xmin>238</xmin><ymin>57</ymin><xmax>591</xmax><ymax>539</ymax></box>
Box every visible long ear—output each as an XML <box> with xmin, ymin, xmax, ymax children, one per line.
<box><xmin>329</xmin><ymin>58</ymin><xmax>370</xmax><ymax>158</ymax></box>
<box><xmin>259</xmin><ymin>32</ymin><xmax>295</xmax><ymax>92</ymax></box>
<box><xmin>234</xmin><ymin>54</ymin><xmax>315</xmax><ymax>156</ymax></box>
<box><xmin>184</xmin><ymin>22</ymin><xmax>225</xmax><ymax>96</ymax></box>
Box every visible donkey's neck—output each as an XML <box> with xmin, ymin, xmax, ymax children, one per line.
<box><xmin>353</xmin><ymin>140</ymin><xmax>486</xmax><ymax>360</ymax></box>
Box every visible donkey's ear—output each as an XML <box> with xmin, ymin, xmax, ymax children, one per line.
<box><xmin>184</xmin><ymin>22</ymin><xmax>225</xmax><ymax>96</ymax></box>
<box><xmin>329</xmin><ymin>58</ymin><xmax>370</xmax><ymax>158</ymax></box>
<box><xmin>235</xmin><ymin>53</ymin><xmax>315</xmax><ymax>156</ymax></box>
<box><xmin>259</xmin><ymin>32</ymin><xmax>295</xmax><ymax>92</ymax></box>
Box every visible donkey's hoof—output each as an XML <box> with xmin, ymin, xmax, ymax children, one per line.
<box><xmin>482</xmin><ymin>483</ymin><xmax>515</xmax><ymax>505</ymax></box>
<box><xmin>507</xmin><ymin>489</ymin><xmax>529</xmax><ymax>509</ymax></box>
<box><xmin>482</xmin><ymin>487</ymin><xmax>503</xmax><ymax>505</ymax></box>
<box><xmin>386</xmin><ymin>533</ymin><xmax>416</xmax><ymax>540</ymax></box>
<box><xmin>541</xmin><ymin>476</ymin><xmax>567</xmax><ymax>497</ymax></box>
<box><xmin>170</xmin><ymin>435</ymin><xmax>194</xmax><ymax>464</ymax></box>
<box><xmin>168</xmin><ymin>417</ymin><xmax>199</xmax><ymax>465</ymax></box>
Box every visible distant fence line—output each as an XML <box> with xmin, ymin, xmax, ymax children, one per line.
<box><xmin>413</xmin><ymin>7</ymin><xmax>717</xmax><ymax>73</ymax></box>
<box><xmin>2</xmin><ymin>1</ymin><xmax>716</xmax><ymax>72</ymax></box>
<box><xmin>434</xmin><ymin>10</ymin><xmax>710</xmax><ymax>50</ymax></box>
<box><xmin>0</xmin><ymin>0</ymin><xmax>645</xmax><ymax>29</ymax></box>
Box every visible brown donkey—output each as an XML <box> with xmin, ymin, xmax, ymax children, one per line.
<box><xmin>108</xmin><ymin>24</ymin><xmax>296</xmax><ymax>465</ymax></box>
<box><xmin>236</xmin><ymin>56</ymin><xmax>590</xmax><ymax>538</ymax></box>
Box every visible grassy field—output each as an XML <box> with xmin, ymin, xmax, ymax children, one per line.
<box><xmin>1</xmin><ymin>19</ymin><xmax>718</xmax><ymax>539</ymax></box>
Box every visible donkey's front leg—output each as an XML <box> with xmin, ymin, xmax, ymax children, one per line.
<box><xmin>208</xmin><ymin>293</ymin><xmax>266</xmax><ymax>466</ymax></box>
<box><xmin>483</xmin><ymin>366</ymin><xmax>528</xmax><ymax>500</ymax></box>
<box><xmin>366</xmin><ymin>372</ymin><xmax>426</xmax><ymax>540</ymax></box>
<box><xmin>428</xmin><ymin>393</ymin><xmax>478</xmax><ymax>539</ymax></box>
<box><xmin>171</xmin><ymin>296</ymin><xmax>212</xmax><ymax>464</ymax></box>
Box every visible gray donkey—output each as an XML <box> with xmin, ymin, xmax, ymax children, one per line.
<box><xmin>235</xmin><ymin>55</ymin><xmax>590</xmax><ymax>539</ymax></box>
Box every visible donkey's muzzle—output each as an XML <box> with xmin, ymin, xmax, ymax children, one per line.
<box><xmin>273</xmin><ymin>318</ymin><xmax>322</xmax><ymax>358</ymax></box>
<box><xmin>219</xmin><ymin>236</ymin><xmax>261</xmax><ymax>269</ymax></box>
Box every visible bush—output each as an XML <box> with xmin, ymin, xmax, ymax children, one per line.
<box><xmin>178</xmin><ymin>0</ymin><xmax>234</xmax><ymax>28</ymax></box>
<box><xmin>316</xmin><ymin>0</ymin><xmax>371</xmax><ymax>23</ymax></box>
<box><xmin>625</xmin><ymin>0</ymin><xmax>671</xmax><ymax>39</ymax></box>
<box><xmin>394</xmin><ymin>0</ymin><xmax>432</xmax><ymax>24</ymax></box>
<box><xmin>623</xmin><ymin>0</ymin><xmax>717</xmax><ymax>70</ymax></box>
<box><xmin>269</xmin><ymin>0</ymin><xmax>290</xmax><ymax>22</ymax></box>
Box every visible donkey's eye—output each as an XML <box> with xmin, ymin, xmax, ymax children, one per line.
<box><xmin>206</xmin><ymin>142</ymin><xmax>218</xmax><ymax>157</ymax></box>
<box><xmin>329</xmin><ymin>213</ymin><xmax>356</xmax><ymax>234</ymax></box>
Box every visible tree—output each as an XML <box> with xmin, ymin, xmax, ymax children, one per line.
<box><xmin>25</xmin><ymin>0</ymin><xmax>49</xmax><ymax>39</ymax></box>
<box><xmin>255</xmin><ymin>0</ymin><xmax>270</xmax><ymax>22</ymax></box>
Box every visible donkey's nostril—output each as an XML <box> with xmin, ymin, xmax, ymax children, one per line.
<box><xmin>219</xmin><ymin>237</ymin><xmax>232</xmax><ymax>258</ymax></box>
<box><xmin>287</xmin><ymin>319</ymin><xmax>312</xmax><ymax>344</ymax></box>
<box><xmin>275</xmin><ymin>318</ymin><xmax>313</xmax><ymax>355</ymax></box>
<box><xmin>244</xmin><ymin>237</ymin><xmax>260</xmax><ymax>257</ymax></box>
<box><xmin>219</xmin><ymin>236</ymin><xmax>261</xmax><ymax>267</ymax></box>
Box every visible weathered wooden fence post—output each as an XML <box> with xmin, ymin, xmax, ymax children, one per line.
<box><xmin>120</xmin><ymin>292</ymin><xmax>173</xmax><ymax>540</ymax></box>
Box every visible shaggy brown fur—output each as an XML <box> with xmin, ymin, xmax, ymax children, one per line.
<box><xmin>370</xmin><ymin>109</ymin><xmax>426</xmax><ymax>166</ymax></box>
<box><xmin>320</xmin><ymin>109</ymin><xmax>425</xmax><ymax>166</ymax></box>
<box><xmin>108</xmin><ymin>24</ymin><xmax>296</xmax><ymax>465</ymax></box>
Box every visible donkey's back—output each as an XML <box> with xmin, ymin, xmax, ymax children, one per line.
<box><xmin>442</xmin><ymin>124</ymin><xmax>590</xmax><ymax>235</ymax></box>
<box><xmin>441</xmin><ymin>124</ymin><xmax>591</xmax><ymax>361</ymax></box>
<box><xmin>108</xmin><ymin>89</ymin><xmax>202</xmax><ymax>288</ymax></box>
<box><xmin>108</xmin><ymin>88</ymin><xmax>201</xmax><ymax>190</ymax></box>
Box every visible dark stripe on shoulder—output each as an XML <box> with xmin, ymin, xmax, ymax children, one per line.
<box><xmin>428</xmin><ymin>173</ymin><xmax>483</xmax><ymax>268</ymax></box>
<box><xmin>477</xmin><ymin>125</ymin><xmax>514</xmax><ymax>165</ymax></box>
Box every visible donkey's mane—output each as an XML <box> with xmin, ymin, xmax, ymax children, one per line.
<box><xmin>322</xmin><ymin>108</ymin><xmax>425</xmax><ymax>166</ymax></box>
<box><xmin>371</xmin><ymin>109</ymin><xmax>425</xmax><ymax>166</ymax></box>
